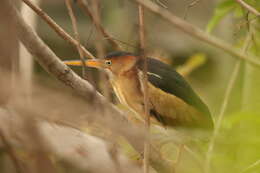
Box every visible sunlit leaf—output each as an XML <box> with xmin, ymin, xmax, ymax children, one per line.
<box><xmin>206</xmin><ymin>0</ymin><xmax>236</xmax><ymax>33</ymax></box>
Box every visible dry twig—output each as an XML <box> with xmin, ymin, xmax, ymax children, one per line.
<box><xmin>138</xmin><ymin>4</ymin><xmax>150</xmax><ymax>173</ymax></box>
<box><xmin>89</xmin><ymin>0</ymin><xmax>112</xmax><ymax>100</ymax></box>
<box><xmin>64</xmin><ymin>0</ymin><xmax>87</xmax><ymax>77</ymax></box>
<box><xmin>132</xmin><ymin>0</ymin><xmax>260</xmax><ymax>67</ymax></box>
<box><xmin>2</xmin><ymin>2</ymin><xmax>175</xmax><ymax>173</ymax></box>
<box><xmin>21</xmin><ymin>0</ymin><xmax>95</xmax><ymax>59</ymax></box>
<box><xmin>4</xmin><ymin>0</ymin><xmax>146</xmax><ymax>151</ymax></box>
<box><xmin>76</xmin><ymin>0</ymin><xmax>121</xmax><ymax>50</ymax></box>
<box><xmin>235</xmin><ymin>0</ymin><xmax>260</xmax><ymax>17</ymax></box>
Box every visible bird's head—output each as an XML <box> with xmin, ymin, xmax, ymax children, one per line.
<box><xmin>64</xmin><ymin>51</ymin><xmax>139</xmax><ymax>75</ymax></box>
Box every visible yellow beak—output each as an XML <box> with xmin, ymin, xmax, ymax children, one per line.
<box><xmin>64</xmin><ymin>59</ymin><xmax>103</xmax><ymax>69</ymax></box>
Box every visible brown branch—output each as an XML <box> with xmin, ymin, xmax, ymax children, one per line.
<box><xmin>138</xmin><ymin>4</ymin><xmax>150</xmax><ymax>173</ymax></box>
<box><xmin>235</xmin><ymin>0</ymin><xmax>260</xmax><ymax>17</ymax></box>
<box><xmin>0</xmin><ymin>129</ymin><xmax>23</xmax><ymax>173</ymax></box>
<box><xmin>5</xmin><ymin>0</ymin><xmax>173</xmax><ymax>172</ymax></box>
<box><xmin>4</xmin><ymin>0</ymin><xmax>146</xmax><ymax>152</ymax></box>
<box><xmin>21</xmin><ymin>0</ymin><xmax>95</xmax><ymax>59</ymax></box>
<box><xmin>2</xmin><ymin>2</ymin><xmax>172</xmax><ymax>173</ymax></box>
<box><xmin>132</xmin><ymin>0</ymin><xmax>260</xmax><ymax>67</ymax></box>
<box><xmin>89</xmin><ymin>0</ymin><xmax>112</xmax><ymax>100</ymax></box>
<box><xmin>64</xmin><ymin>0</ymin><xmax>87</xmax><ymax>77</ymax></box>
<box><xmin>0</xmin><ymin>108</ymin><xmax>142</xmax><ymax>173</ymax></box>
<box><xmin>76</xmin><ymin>0</ymin><xmax>121</xmax><ymax>50</ymax></box>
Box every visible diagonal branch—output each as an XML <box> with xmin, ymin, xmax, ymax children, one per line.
<box><xmin>76</xmin><ymin>0</ymin><xmax>121</xmax><ymax>50</ymax></box>
<box><xmin>21</xmin><ymin>0</ymin><xmax>95</xmax><ymax>59</ymax></box>
<box><xmin>0</xmin><ymin>129</ymin><xmax>23</xmax><ymax>173</ymax></box>
<box><xmin>132</xmin><ymin>0</ymin><xmax>260</xmax><ymax>67</ymax></box>
<box><xmin>2</xmin><ymin>1</ymin><xmax>172</xmax><ymax>172</ymax></box>
<box><xmin>64</xmin><ymin>0</ymin><xmax>87</xmax><ymax>76</ymax></box>
<box><xmin>235</xmin><ymin>0</ymin><xmax>260</xmax><ymax>17</ymax></box>
<box><xmin>4</xmin><ymin>0</ymin><xmax>146</xmax><ymax>152</ymax></box>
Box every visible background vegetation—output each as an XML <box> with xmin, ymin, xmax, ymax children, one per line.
<box><xmin>0</xmin><ymin>0</ymin><xmax>259</xmax><ymax>173</ymax></box>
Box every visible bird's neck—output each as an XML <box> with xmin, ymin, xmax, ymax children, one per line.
<box><xmin>109</xmin><ymin>67</ymin><xmax>142</xmax><ymax>106</ymax></box>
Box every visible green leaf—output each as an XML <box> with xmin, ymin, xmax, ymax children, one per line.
<box><xmin>206</xmin><ymin>0</ymin><xmax>236</xmax><ymax>33</ymax></box>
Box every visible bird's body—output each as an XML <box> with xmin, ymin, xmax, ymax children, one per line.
<box><xmin>64</xmin><ymin>51</ymin><xmax>214</xmax><ymax>130</ymax></box>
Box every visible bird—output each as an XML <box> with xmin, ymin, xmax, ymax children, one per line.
<box><xmin>64</xmin><ymin>51</ymin><xmax>214</xmax><ymax>130</ymax></box>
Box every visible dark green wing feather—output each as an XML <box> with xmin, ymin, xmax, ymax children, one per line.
<box><xmin>138</xmin><ymin>58</ymin><xmax>213</xmax><ymax>128</ymax></box>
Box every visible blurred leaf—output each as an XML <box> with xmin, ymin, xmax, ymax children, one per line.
<box><xmin>234</xmin><ymin>5</ymin><xmax>244</xmax><ymax>18</ymax></box>
<box><xmin>211</xmin><ymin>111</ymin><xmax>260</xmax><ymax>173</ymax></box>
<box><xmin>206</xmin><ymin>0</ymin><xmax>236</xmax><ymax>33</ymax></box>
<box><xmin>177</xmin><ymin>53</ymin><xmax>207</xmax><ymax>76</ymax></box>
<box><xmin>222</xmin><ymin>111</ymin><xmax>260</xmax><ymax>129</ymax></box>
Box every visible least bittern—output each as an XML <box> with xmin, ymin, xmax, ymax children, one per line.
<box><xmin>65</xmin><ymin>51</ymin><xmax>214</xmax><ymax>129</ymax></box>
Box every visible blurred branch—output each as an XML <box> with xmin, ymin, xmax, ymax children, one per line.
<box><xmin>21</xmin><ymin>0</ymin><xmax>95</xmax><ymax>59</ymax></box>
<box><xmin>76</xmin><ymin>0</ymin><xmax>121</xmax><ymax>50</ymax></box>
<box><xmin>21</xmin><ymin>116</ymin><xmax>57</xmax><ymax>173</ymax></box>
<box><xmin>64</xmin><ymin>0</ymin><xmax>87</xmax><ymax>77</ymax></box>
<box><xmin>0</xmin><ymin>108</ymin><xmax>142</xmax><ymax>173</ymax></box>
<box><xmin>0</xmin><ymin>129</ymin><xmax>23</xmax><ymax>173</ymax></box>
<box><xmin>204</xmin><ymin>19</ymin><xmax>253</xmax><ymax>173</ymax></box>
<box><xmin>4</xmin><ymin>0</ymin><xmax>146</xmax><ymax>152</ymax></box>
<box><xmin>2</xmin><ymin>1</ymin><xmax>172</xmax><ymax>172</ymax></box>
<box><xmin>89</xmin><ymin>0</ymin><xmax>111</xmax><ymax>99</ymax></box>
<box><xmin>235</xmin><ymin>0</ymin><xmax>260</xmax><ymax>17</ymax></box>
<box><xmin>204</xmin><ymin>60</ymin><xmax>241</xmax><ymax>173</ymax></box>
<box><xmin>138</xmin><ymin>4</ymin><xmax>150</xmax><ymax>173</ymax></box>
<box><xmin>132</xmin><ymin>0</ymin><xmax>260</xmax><ymax>67</ymax></box>
<box><xmin>19</xmin><ymin>0</ymin><xmax>41</xmax><ymax>104</ymax></box>
<box><xmin>241</xmin><ymin>159</ymin><xmax>260</xmax><ymax>173</ymax></box>
<box><xmin>155</xmin><ymin>0</ymin><xmax>167</xmax><ymax>9</ymax></box>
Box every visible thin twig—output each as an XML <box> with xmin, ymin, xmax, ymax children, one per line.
<box><xmin>204</xmin><ymin>18</ymin><xmax>253</xmax><ymax>173</ymax></box>
<box><xmin>90</xmin><ymin>0</ymin><xmax>111</xmax><ymax>101</ymax></box>
<box><xmin>4</xmin><ymin>0</ymin><xmax>171</xmax><ymax>172</ymax></box>
<box><xmin>204</xmin><ymin>61</ymin><xmax>241</xmax><ymax>173</ymax></box>
<box><xmin>132</xmin><ymin>0</ymin><xmax>260</xmax><ymax>67</ymax></box>
<box><xmin>104</xmin><ymin>37</ymin><xmax>137</xmax><ymax>49</ymax></box>
<box><xmin>21</xmin><ymin>0</ymin><xmax>95</xmax><ymax>59</ymax></box>
<box><xmin>183</xmin><ymin>0</ymin><xmax>200</xmax><ymax>19</ymax></box>
<box><xmin>241</xmin><ymin>159</ymin><xmax>260</xmax><ymax>173</ymax></box>
<box><xmin>64</xmin><ymin>0</ymin><xmax>87</xmax><ymax>77</ymax></box>
<box><xmin>235</xmin><ymin>0</ymin><xmax>260</xmax><ymax>17</ymax></box>
<box><xmin>76</xmin><ymin>0</ymin><xmax>121</xmax><ymax>50</ymax></box>
<box><xmin>155</xmin><ymin>0</ymin><xmax>167</xmax><ymax>9</ymax></box>
<box><xmin>0</xmin><ymin>130</ymin><xmax>23</xmax><ymax>173</ymax></box>
<box><xmin>138</xmin><ymin>4</ymin><xmax>150</xmax><ymax>173</ymax></box>
<box><xmin>4</xmin><ymin>0</ymin><xmax>146</xmax><ymax>150</ymax></box>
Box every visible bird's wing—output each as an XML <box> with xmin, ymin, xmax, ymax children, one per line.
<box><xmin>138</xmin><ymin>58</ymin><xmax>213</xmax><ymax>129</ymax></box>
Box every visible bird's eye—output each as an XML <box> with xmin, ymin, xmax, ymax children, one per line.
<box><xmin>105</xmin><ymin>60</ymin><xmax>112</xmax><ymax>65</ymax></box>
